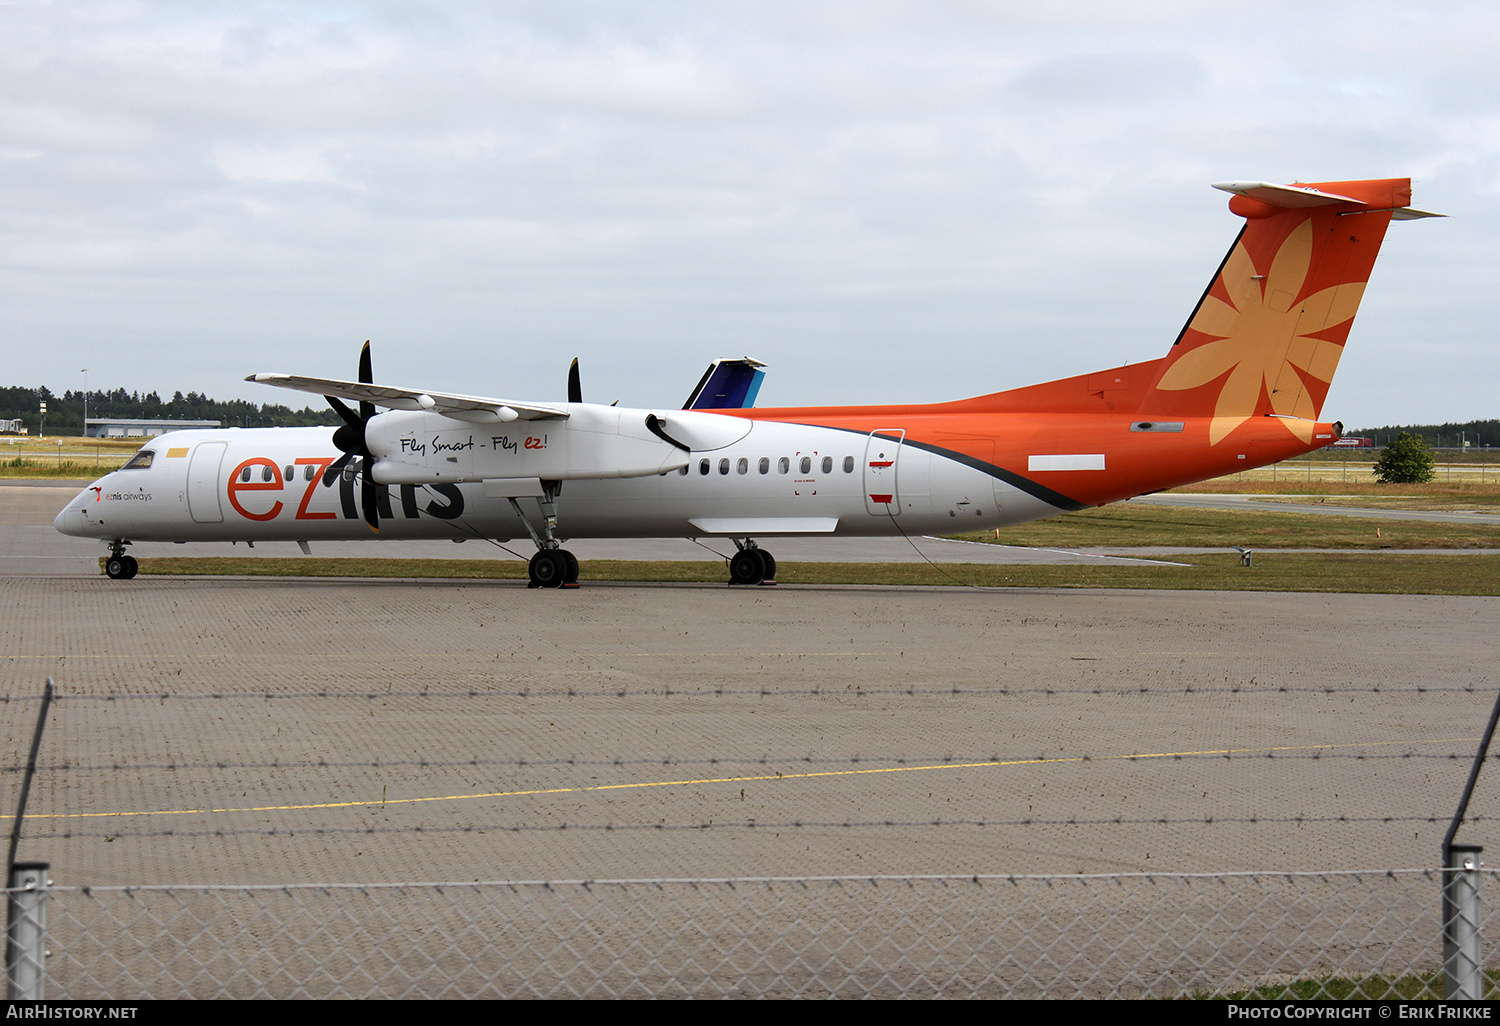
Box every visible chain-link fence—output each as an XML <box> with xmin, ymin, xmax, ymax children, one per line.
<box><xmin>4</xmin><ymin>609</ymin><xmax>1497</xmax><ymax>1000</ymax></box>
<box><xmin>4</xmin><ymin>868</ymin><xmax>1487</xmax><ymax>999</ymax></box>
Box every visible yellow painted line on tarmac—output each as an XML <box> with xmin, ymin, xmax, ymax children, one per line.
<box><xmin>10</xmin><ymin>736</ymin><xmax>1477</xmax><ymax>823</ymax></box>
<box><xmin>0</xmin><ymin>655</ymin><xmax>234</xmax><ymax>660</ymax></box>
<box><xmin>570</xmin><ymin>654</ymin><xmax>888</xmax><ymax>660</ymax></box>
<box><xmin>1</xmin><ymin>652</ymin><xmax>883</xmax><ymax>661</ymax></box>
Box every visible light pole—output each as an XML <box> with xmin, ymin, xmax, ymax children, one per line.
<box><xmin>81</xmin><ymin>369</ymin><xmax>88</xmax><ymax>438</ymax></box>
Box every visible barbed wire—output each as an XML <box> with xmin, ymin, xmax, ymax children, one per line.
<box><xmin>3</xmin><ymin>749</ymin><xmax>1494</xmax><ymax>775</ymax></box>
<box><xmin>1</xmin><ymin>683</ymin><xmax>1493</xmax><ymax>701</ymax></box>
<box><xmin>24</xmin><ymin>812</ymin><xmax>1491</xmax><ymax>842</ymax></box>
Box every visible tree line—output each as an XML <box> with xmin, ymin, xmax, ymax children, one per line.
<box><xmin>1347</xmin><ymin>419</ymin><xmax>1499</xmax><ymax>448</ymax></box>
<box><xmin>0</xmin><ymin>385</ymin><xmax>340</xmax><ymax>434</ymax></box>
<box><xmin>4</xmin><ymin>381</ymin><xmax>1493</xmax><ymax>446</ymax></box>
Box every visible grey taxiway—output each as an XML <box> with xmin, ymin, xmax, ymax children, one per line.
<box><xmin>1</xmin><ymin>480</ymin><xmax>1494</xmax><ymax>889</ymax></box>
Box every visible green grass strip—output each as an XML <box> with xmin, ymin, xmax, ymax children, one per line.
<box><xmin>950</xmin><ymin>504</ymin><xmax>1500</xmax><ymax>549</ymax></box>
<box><xmin>0</xmin><ymin>462</ymin><xmax>118</xmax><ymax>478</ymax></box>
<box><xmin>1213</xmin><ymin>968</ymin><xmax>1500</xmax><ymax>1000</ymax></box>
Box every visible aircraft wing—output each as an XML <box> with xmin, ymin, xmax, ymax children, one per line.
<box><xmin>247</xmin><ymin>373</ymin><xmax>568</xmax><ymax>423</ymax></box>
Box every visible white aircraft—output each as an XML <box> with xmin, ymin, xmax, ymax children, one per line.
<box><xmin>55</xmin><ymin>178</ymin><xmax>1436</xmax><ymax>587</ymax></box>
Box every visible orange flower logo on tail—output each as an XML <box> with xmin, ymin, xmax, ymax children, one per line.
<box><xmin>1154</xmin><ymin>219</ymin><xmax>1367</xmax><ymax>444</ymax></box>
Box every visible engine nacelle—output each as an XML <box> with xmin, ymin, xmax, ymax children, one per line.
<box><xmin>366</xmin><ymin>405</ymin><xmax>748</xmax><ymax>484</ymax></box>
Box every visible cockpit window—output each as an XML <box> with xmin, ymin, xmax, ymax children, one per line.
<box><xmin>121</xmin><ymin>450</ymin><xmax>154</xmax><ymax>470</ymax></box>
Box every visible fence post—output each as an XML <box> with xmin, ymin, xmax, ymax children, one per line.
<box><xmin>1441</xmin><ymin>682</ymin><xmax>1500</xmax><ymax>1000</ymax></box>
<box><xmin>6</xmin><ymin>861</ymin><xmax>49</xmax><ymax>999</ymax></box>
<box><xmin>8</xmin><ymin>680</ymin><xmax>53</xmax><ymax>871</ymax></box>
<box><xmin>1443</xmin><ymin>844</ymin><xmax>1483</xmax><ymax>1000</ymax></box>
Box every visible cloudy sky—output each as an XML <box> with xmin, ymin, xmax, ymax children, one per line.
<box><xmin>2</xmin><ymin>1</ymin><xmax>1494</xmax><ymax>428</ymax></box>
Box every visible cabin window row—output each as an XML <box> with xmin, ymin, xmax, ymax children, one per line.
<box><xmin>684</xmin><ymin>455</ymin><xmax>857</xmax><ymax>477</ymax></box>
<box><xmin>236</xmin><ymin>465</ymin><xmax>321</xmax><ymax>483</ymax></box>
<box><xmin>229</xmin><ymin>457</ymin><xmax>863</xmax><ymax>484</ymax></box>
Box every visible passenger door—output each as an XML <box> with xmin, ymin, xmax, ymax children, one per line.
<box><xmin>187</xmin><ymin>441</ymin><xmax>227</xmax><ymax>523</ymax></box>
<box><xmin>863</xmin><ymin>430</ymin><xmax>904</xmax><ymax>516</ymax></box>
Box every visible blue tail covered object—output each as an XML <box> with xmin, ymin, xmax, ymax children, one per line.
<box><xmin>683</xmin><ymin>358</ymin><xmax>767</xmax><ymax>410</ymax></box>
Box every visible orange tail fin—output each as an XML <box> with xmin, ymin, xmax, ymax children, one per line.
<box><xmin>1138</xmin><ymin>178</ymin><xmax>1416</xmax><ymax>445</ymax></box>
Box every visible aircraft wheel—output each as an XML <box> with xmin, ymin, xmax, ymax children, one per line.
<box><xmin>120</xmin><ymin>555</ymin><xmax>139</xmax><ymax>579</ymax></box>
<box><xmin>561</xmin><ymin>549</ymin><xmax>580</xmax><ymax>585</ymax></box>
<box><xmin>105</xmin><ymin>556</ymin><xmax>128</xmax><ymax>580</ymax></box>
<box><xmin>758</xmin><ymin>552</ymin><xmax>776</xmax><ymax>585</ymax></box>
<box><xmin>529</xmin><ymin>550</ymin><xmax>567</xmax><ymax>589</ymax></box>
<box><xmin>729</xmin><ymin>549</ymin><xmax>767</xmax><ymax>586</ymax></box>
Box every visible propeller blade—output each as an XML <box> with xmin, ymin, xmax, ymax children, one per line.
<box><xmin>360</xmin><ymin>457</ymin><xmax>379</xmax><ymax>533</ymax></box>
<box><xmin>357</xmin><ymin>341</ymin><xmax>374</xmax><ymax>421</ymax></box>
<box><xmin>568</xmin><ymin>358</ymin><xmax>582</xmax><ymax>404</ymax></box>
<box><xmin>321</xmin><ymin>452</ymin><xmax>353</xmax><ymax>488</ymax></box>
<box><xmin>324</xmin><ymin>344</ymin><xmax>380</xmax><ymax>498</ymax></box>
<box><xmin>325</xmin><ymin>395</ymin><xmax>362</xmax><ymax>430</ymax></box>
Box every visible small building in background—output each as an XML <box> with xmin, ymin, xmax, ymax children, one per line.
<box><xmin>0</xmin><ymin>418</ymin><xmax>25</xmax><ymax>435</ymax></box>
<box><xmin>85</xmin><ymin>418</ymin><xmax>221</xmax><ymax>438</ymax></box>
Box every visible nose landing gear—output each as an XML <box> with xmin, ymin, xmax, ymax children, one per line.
<box><xmin>104</xmin><ymin>541</ymin><xmax>138</xmax><ymax>580</ymax></box>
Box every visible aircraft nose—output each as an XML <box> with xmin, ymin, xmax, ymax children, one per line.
<box><xmin>54</xmin><ymin>489</ymin><xmax>94</xmax><ymax>537</ymax></box>
<box><xmin>54</xmin><ymin>504</ymin><xmax>81</xmax><ymax>536</ymax></box>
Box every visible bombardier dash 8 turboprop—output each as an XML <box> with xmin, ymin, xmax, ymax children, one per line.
<box><xmin>57</xmin><ymin>178</ymin><xmax>1438</xmax><ymax>586</ymax></box>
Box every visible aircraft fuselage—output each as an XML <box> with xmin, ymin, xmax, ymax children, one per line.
<box><xmin>55</xmin><ymin>407</ymin><xmax>1329</xmax><ymax>547</ymax></box>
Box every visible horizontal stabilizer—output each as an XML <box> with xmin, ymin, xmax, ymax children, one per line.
<box><xmin>684</xmin><ymin>358</ymin><xmax>767</xmax><ymax>410</ymax></box>
<box><xmin>1211</xmin><ymin>181</ymin><xmax>1366</xmax><ymax>208</ymax></box>
<box><xmin>1391</xmin><ymin>207</ymin><xmax>1446</xmax><ymax>220</ymax></box>
<box><xmin>247</xmin><ymin>373</ymin><xmax>567</xmax><ymax>422</ymax></box>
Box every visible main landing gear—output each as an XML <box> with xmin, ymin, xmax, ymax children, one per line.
<box><xmin>104</xmin><ymin>540</ymin><xmax>138</xmax><ymax>580</ymax></box>
<box><xmin>728</xmin><ymin>539</ymin><xmax>776</xmax><ymax>587</ymax></box>
<box><xmin>527</xmin><ymin>548</ymin><xmax>579</xmax><ymax>589</ymax></box>
<box><xmin>507</xmin><ymin>482</ymin><xmax>580</xmax><ymax>590</ymax></box>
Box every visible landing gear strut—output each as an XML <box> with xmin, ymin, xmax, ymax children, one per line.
<box><xmin>104</xmin><ymin>540</ymin><xmax>138</xmax><ymax>580</ymax></box>
<box><xmin>728</xmin><ymin>539</ymin><xmax>776</xmax><ymax>586</ymax></box>
<box><xmin>508</xmin><ymin>482</ymin><xmax>580</xmax><ymax>590</ymax></box>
